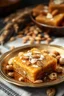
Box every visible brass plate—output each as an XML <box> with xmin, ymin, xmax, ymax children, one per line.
<box><xmin>0</xmin><ymin>44</ymin><xmax>64</xmax><ymax>87</ymax></box>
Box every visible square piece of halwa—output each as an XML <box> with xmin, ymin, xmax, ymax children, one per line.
<box><xmin>12</xmin><ymin>48</ymin><xmax>57</xmax><ymax>83</ymax></box>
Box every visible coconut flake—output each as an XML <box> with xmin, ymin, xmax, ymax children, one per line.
<box><xmin>33</xmin><ymin>51</ymin><xmax>40</xmax><ymax>54</ymax></box>
<box><xmin>46</xmin><ymin>13</ymin><xmax>53</xmax><ymax>19</ymax></box>
<box><xmin>22</xmin><ymin>60</ymin><xmax>26</xmax><ymax>63</ymax></box>
<box><xmin>8</xmin><ymin>57</ymin><xmax>14</xmax><ymax>65</ymax></box>
<box><xmin>23</xmin><ymin>71</ymin><xmax>27</xmax><ymax>75</ymax></box>
<box><xmin>32</xmin><ymin>65</ymin><xmax>38</xmax><ymax>68</ymax></box>
<box><xmin>20</xmin><ymin>56</ymin><xmax>22</xmax><ymax>59</ymax></box>
<box><xmin>24</xmin><ymin>52</ymin><xmax>32</xmax><ymax>57</ymax></box>
<box><xmin>30</xmin><ymin>58</ymin><xmax>37</xmax><ymax>64</ymax></box>
<box><xmin>39</xmin><ymin>55</ymin><xmax>44</xmax><ymax>60</ymax></box>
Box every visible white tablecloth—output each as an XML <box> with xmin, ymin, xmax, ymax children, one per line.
<box><xmin>0</xmin><ymin>37</ymin><xmax>64</xmax><ymax>96</ymax></box>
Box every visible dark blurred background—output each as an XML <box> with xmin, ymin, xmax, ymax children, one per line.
<box><xmin>21</xmin><ymin>0</ymin><xmax>49</xmax><ymax>6</ymax></box>
<box><xmin>0</xmin><ymin>0</ymin><xmax>49</xmax><ymax>17</ymax></box>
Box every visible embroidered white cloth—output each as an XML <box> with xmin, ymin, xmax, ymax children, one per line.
<box><xmin>0</xmin><ymin>37</ymin><xmax>64</xmax><ymax>96</ymax></box>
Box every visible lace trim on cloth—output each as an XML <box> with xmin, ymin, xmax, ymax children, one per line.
<box><xmin>0</xmin><ymin>81</ymin><xmax>21</xmax><ymax>96</ymax></box>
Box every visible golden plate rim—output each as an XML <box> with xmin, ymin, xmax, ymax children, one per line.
<box><xmin>0</xmin><ymin>44</ymin><xmax>64</xmax><ymax>87</ymax></box>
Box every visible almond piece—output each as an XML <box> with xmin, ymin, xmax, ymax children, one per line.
<box><xmin>37</xmin><ymin>61</ymin><xmax>43</xmax><ymax>67</ymax></box>
<box><xmin>33</xmin><ymin>80</ymin><xmax>43</xmax><ymax>83</ymax></box>
<box><xmin>6</xmin><ymin>65</ymin><xmax>13</xmax><ymax>70</ymax></box>
<box><xmin>8</xmin><ymin>72</ymin><xmax>14</xmax><ymax>77</ymax></box>
<box><xmin>18</xmin><ymin>77</ymin><xmax>24</xmax><ymax>81</ymax></box>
